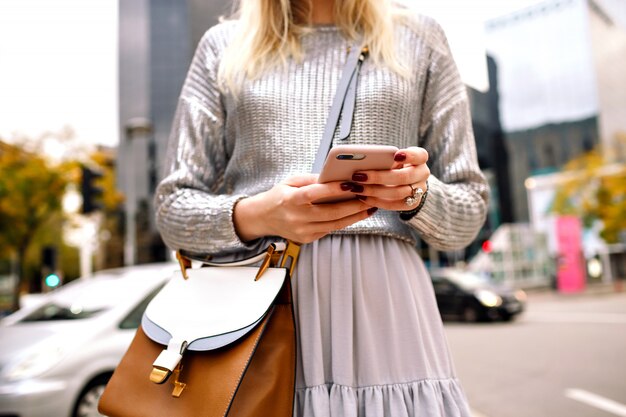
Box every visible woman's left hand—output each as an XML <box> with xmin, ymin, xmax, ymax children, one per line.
<box><xmin>346</xmin><ymin>146</ymin><xmax>430</xmax><ymax>211</ymax></box>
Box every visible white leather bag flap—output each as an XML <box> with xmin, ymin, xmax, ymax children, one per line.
<box><xmin>142</xmin><ymin>266</ymin><xmax>286</xmax><ymax>351</ymax></box>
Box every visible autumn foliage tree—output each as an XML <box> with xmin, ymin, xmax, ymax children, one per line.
<box><xmin>0</xmin><ymin>141</ymin><xmax>70</xmax><ymax>310</ymax></box>
<box><xmin>552</xmin><ymin>135</ymin><xmax>626</xmax><ymax>244</ymax></box>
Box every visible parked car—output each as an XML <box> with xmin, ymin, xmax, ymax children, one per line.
<box><xmin>429</xmin><ymin>268</ymin><xmax>527</xmax><ymax>322</ymax></box>
<box><xmin>0</xmin><ymin>262</ymin><xmax>177</xmax><ymax>417</ymax></box>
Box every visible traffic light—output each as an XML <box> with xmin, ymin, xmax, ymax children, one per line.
<box><xmin>81</xmin><ymin>166</ymin><xmax>104</xmax><ymax>214</ymax></box>
<box><xmin>44</xmin><ymin>273</ymin><xmax>61</xmax><ymax>289</ymax></box>
<box><xmin>42</xmin><ymin>246</ymin><xmax>61</xmax><ymax>291</ymax></box>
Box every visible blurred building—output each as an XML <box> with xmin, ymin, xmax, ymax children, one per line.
<box><xmin>188</xmin><ymin>0</ymin><xmax>232</xmax><ymax>50</ymax></box>
<box><xmin>485</xmin><ymin>0</ymin><xmax>626</xmax><ymax>221</ymax></box>
<box><xmin>469</xmin><ymin>56</ymin><xmax>514</xmax><ymax>225</ymax></box>
<box><xmin>452</xmin><ymin>56</ymin><xmax>513</xmax><ymax>263</ymax></box>
<box><xmin>118</xmin><ymin>0</ymin><xmax>227</xmax><ymax>264</ymax></box>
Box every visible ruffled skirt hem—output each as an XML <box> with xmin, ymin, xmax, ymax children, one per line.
<box><xmin>295</xmin><ymin>378</ymin><xmax>472</xmax><ymax>417</ymax></box>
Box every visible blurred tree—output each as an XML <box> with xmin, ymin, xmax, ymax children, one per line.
<box><xmin>0</xmin><ymin>132</ymin><xmax>126</xmax><ymax>311</ymax></box>
<box><xmin>0</xmin><ymin>141</ymin><xmax>70</xmax><ymax>310</ymax></box>
<box><xmin>552</xmin><ymin>135</ymin><xmax>626</xmax><ymax>244</ymax></box>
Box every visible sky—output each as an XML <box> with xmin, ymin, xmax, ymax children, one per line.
<box><xmin>0</xmin><ymin>0</ymin><xmax>118</xmax><ymax>147</ymax></box>
<box><xmin>0</xmin><ymin>0</ymin><xmax>545</xmax><ymax>148</ymax></box>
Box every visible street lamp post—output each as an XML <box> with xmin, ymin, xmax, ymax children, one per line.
<box><xmin>124</xmin><ymin>118</ymin><xmax>153</xmax><ymax>266</ymax></box>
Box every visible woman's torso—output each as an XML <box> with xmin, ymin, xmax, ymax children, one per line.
<box><xmin>210</xmin><ymin>20</ymin><xmax>437</xmax><ymax>244</ymax></box>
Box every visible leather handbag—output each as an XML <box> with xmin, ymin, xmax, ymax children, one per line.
<box><xmin>99</xmin><ymin>242</ymin><xmax>301</xmax><ymax>417</ymax></box>
<box><xmin>98</xmin><ymin>44</ymin><xmax>368</xmax><ymax>417</ymax></box>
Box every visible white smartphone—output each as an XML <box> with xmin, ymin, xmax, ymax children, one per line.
<box><xmin>314</xmin><ymin>144</ymin><xmax>399</xmax><ymax>203</ymax></box>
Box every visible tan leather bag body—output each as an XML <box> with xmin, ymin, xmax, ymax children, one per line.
<box><xmin>98</xmin><ymin>242</ymin><xmax>300</xmax><ymax>417</ymax></box>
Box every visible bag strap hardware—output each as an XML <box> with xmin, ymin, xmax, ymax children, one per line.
<box><xmin>176</xmin><ymin>251</ymin><xmax>191</xmax><ymax>280</ymax></box>
<box><xmin>256</xmin><ymin>240</ymin><xmax>301</xmax><ymax>280</ymax></box>
<box><xmin>280</xmin><ymin>241</ymin><xmax>301</xmax><ymax>278</ymax></box>
<box><xmin>255</xmin><ymin>243</ymin><xmax>280</xmax><ymax>281</ymax></box>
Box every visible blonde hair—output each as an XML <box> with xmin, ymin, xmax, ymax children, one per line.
<box><xmin>218</xmin><ymin>0</ymin><xmax>410</xmax><ymax>93</ymax></box>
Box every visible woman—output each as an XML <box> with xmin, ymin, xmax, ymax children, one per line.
<box><xmin>155</xmin><ymin>0</ymin><xmax>489</xmax><ymax>415</ymax></box>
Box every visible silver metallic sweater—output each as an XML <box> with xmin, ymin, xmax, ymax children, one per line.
<box><xmin>155</xmin><ymin>15</ymin><xmax>489</xmax><ymax>257</ymax></box>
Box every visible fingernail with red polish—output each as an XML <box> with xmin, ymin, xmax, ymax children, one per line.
<box><xmin>340</xmin><ymin>182</ymin><xmax>354</xmax><ymax>191</ymax></box>
<box><xmin>367</xmin><ymin>207</ymin><xmax>378</xmax><ymax>215</ymax></box>
<box><xmin>356</xmin><ymin>195</ymin><xmax>367</xmax><ymax>201</ymax></box>
<box><xmin>394</xmin><ymin>152</ymin><xmax>407</xmax><ymax>162</ymax></box>
<box><xmin>351</xmin><ymin>184</ymin><xmax>364</xmax><ymax>193</ymax></box>
<box><xmin>352</xmin><ymin>173</ymin><xmax>368</xmax><ymax>182</ymax></box>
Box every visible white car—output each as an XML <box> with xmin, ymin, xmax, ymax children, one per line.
<box><xmin>0</xmin><ymin>262</ymin><xmax>177</xmax><ymax>417</ymax></box>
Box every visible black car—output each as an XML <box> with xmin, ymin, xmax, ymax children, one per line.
<box><xmin>429</xmin><ymin>268</ymin><xmax>527</xmax><ymax>322</ymax></box>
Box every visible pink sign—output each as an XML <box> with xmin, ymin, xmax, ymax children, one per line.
<box><xmin>555</xmin><ymin>216</ymin><xmax>586</xmax><ymax>293</ymax></box>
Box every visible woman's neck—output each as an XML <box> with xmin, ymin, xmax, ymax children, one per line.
<box><xmin>310</xmin><ymin>0</ymin><xmax>334</xmax><ymax>24</ymax></box>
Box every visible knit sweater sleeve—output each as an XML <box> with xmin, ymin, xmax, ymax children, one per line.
<box><xmin>404</xmin><ymin>21</ymin><xmax>490</xmax><ymax>250</ymax></box>
<box><xmin>154</xmin><ymin>28</ymin><xmax>255</xmax><ymax>256</ymax></box>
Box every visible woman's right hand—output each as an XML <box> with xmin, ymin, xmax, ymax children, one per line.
<box><xmin>233</xmin><ymin>174</ymin><xmax>377</xmax><ymax>244</ymax></box>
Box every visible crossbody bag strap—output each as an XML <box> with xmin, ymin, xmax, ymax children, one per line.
<box><xmin>178</xmin><ymin>242</ymin><xmax>287</xmax><ymax>267</ymax></box>
<box><xmin>177</xmin><ymin>241</ymin><xmax>301</xmax><ymax>280</ymax></box>
<box><xmin>311</xmin><ymin>44</ymin><xmax>369</xmax><ymax>173</ymax></box>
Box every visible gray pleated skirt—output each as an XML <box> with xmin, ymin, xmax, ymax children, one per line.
<box><xmin>292</xmin><ymin>234</ymin><xmax>471</xmax><ymax>417</ymax></box>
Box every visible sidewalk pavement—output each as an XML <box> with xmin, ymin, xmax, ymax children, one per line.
<box><xmin>525</xmin><ymin>281</ymin><xmax>624</xmax><ymax>301</ymax></box>
<box><xmin>522</xmin><ymin>281</ymin><xmax>626</xmax><ymax>317</ymax></box>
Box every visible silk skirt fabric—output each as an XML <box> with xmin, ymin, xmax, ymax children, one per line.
<box><xmin>292</xmin><ymin>235</ymin><xmax>472</xmax><ymax>417</ymax></box>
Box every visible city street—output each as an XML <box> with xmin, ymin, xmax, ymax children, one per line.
<box><xmin>445</xmin><ymin>287</ymin><xmax>626</xmax><ymax>417</ymax></box>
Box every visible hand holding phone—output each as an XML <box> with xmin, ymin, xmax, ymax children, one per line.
<box><xmin>315</xmin><ymin>144</ymin><xmax>398</xmax><ymax>203</ymax></box>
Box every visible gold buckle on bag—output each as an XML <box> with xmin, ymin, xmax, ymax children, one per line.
<box><xmin>149</xmin><ymin>367</ymin><xmax>170</xmax><ymax>384</ymax></box>
<box><xmin>256</xmin><ymin>241</ymin><xmax>301</xmax><ymax>280</ymax></box>
<box><xmin>150</xmin><ymin>363</ymin><xmax>187</xmax><ymax>397</ymax></box>
<box><xmin>170</xmin><ymin>363</ymin><xmax>187</xmax><ymax>397</ymax></box>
